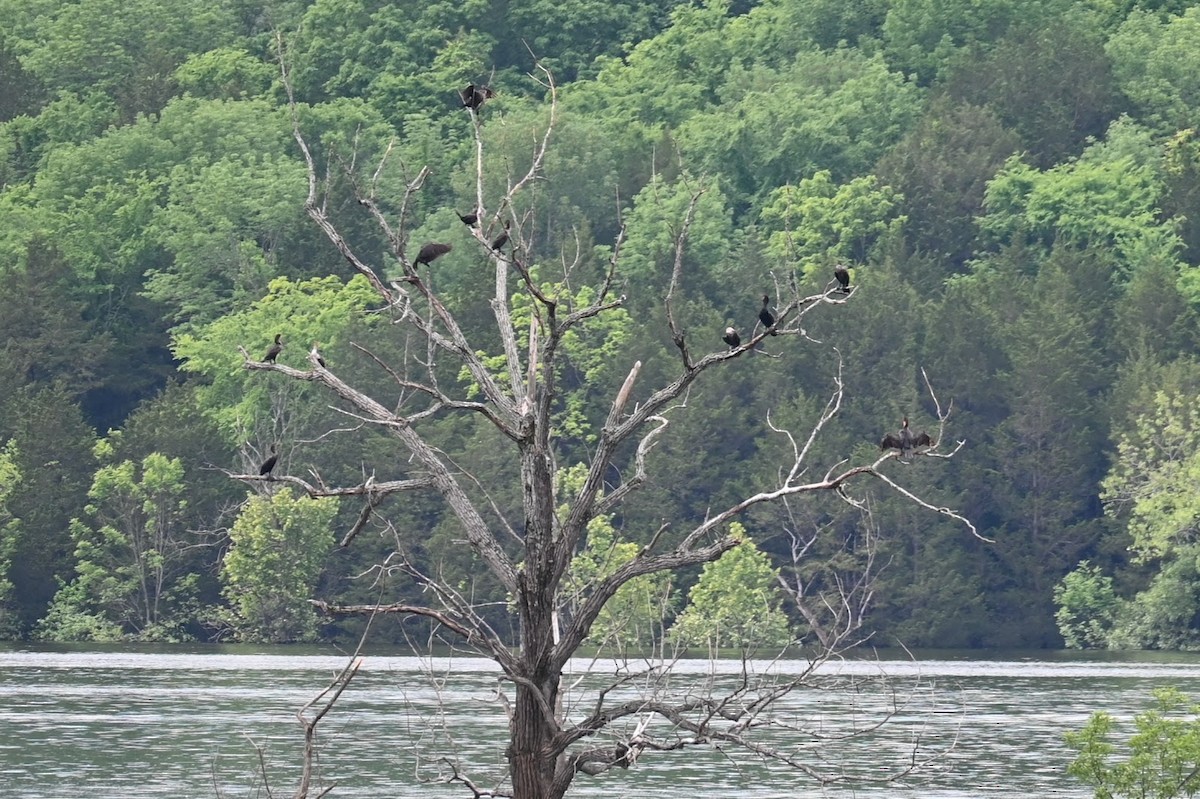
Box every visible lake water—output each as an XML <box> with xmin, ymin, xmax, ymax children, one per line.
<box><xmin>3</xmin><ymin>645</ymin><xmax>1200</xmax><ymax>798</ymax></box>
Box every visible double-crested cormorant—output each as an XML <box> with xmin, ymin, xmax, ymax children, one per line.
<box><xmin>263</xmin><ymin>333</ymin><xmax>283</xmax><ymax>363</ymax></box>
<box><xmin>723</xmin><ymin>327</ymin><xmax>741</xmax><ymax>349</ymax></box>
<box><xmin>880</xmin><ymin>418</ymin><xmax>933</xmax><ymax>458</ymax></box>
<box><xmin>834</xmin><ymin>263</ymin><xmax>851</xmax><ymax>293</ymax></box>
<box><xmin>759</xmin><ymin>295</ymin><xmax>777</xmax><ymax>335</ymax></box>
<box><xmin>415</xmin><ymin>242</ymin><xmax>452</xmax><ymax>266</ymax></box>
<box><xmin>458</xmin><ymin>210</ymin><xmax>479</xmax><ymax>226</ymax></box>
<box><xmin>491</xmin><ymin>220</ymin><xmax>511</xmax><ymax>252</ymax></box>
<box><xmin>258</xmin><ymin>447</ymin><xmax>278</xmax><ymax>478</ymax></box>
<box><xmin>460</xmin><ymin>83</ymin><xmax>495</xmax><ymax>111</ymax></box>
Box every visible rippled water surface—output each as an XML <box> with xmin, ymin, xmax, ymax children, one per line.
<box><xmin>5</xmin><ymin>645</ymin><xmax>1200</xmax><ymax>798</ymax></box>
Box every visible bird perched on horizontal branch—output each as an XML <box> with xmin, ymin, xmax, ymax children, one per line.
<box><xmin>491</xmin><ymin>220</ymin><xmax>511</xmax><ymax>252</ymax></box>
<box><xmin>263</xmin><ymin>333</ymin><xmax>282</xmax><ymax>363</ymax></box>
<box><xmin>722</xmin><ymin>327</ymin><xmax>741</xmax><ymax>349</ymax></box>
<box><xmin>759</xmin><ymin>295</ymin><xmax>777</xmax><ymax>335</ymax></box>
<box><xmin>258</xmin><ymin>447</ymin><xmax>278</xmax><ymax>478</ymax></box>
<box><xmin>880</xmin><ymin>417</ymin><xmax>933</xmax><ymax>459</ymax></box>
<box><xmin>834</xmin><ymin>263</ymin><xmax>851</xmax><ymax>293</ymax></box>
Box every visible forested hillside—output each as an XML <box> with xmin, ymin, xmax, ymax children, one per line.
<box><xmin>2</xmin><ymin>0</ymin><xmax>1200</xmax><ymax>649</ymax></box>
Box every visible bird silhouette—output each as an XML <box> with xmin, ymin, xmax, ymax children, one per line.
<box><xmin>460</xmin><ymin>83</ymin><xmax>495</xmax><ymax>111</ymax></box>
<box><xmin>311</xmin><ymin>342</ymin><xmax>325</xmax><ymax>368</ymax></box>
<box><xmin>722</xmin><ymin>327</ymin><xmax>741</xmax><ymax>349</ymax></box>
<box><xmin>880</xmin><ymin>418</ymin><xmax>932</xmax><ymax>459</ymax></box>
<box><xmin>258</xmin><ymin>447</ymin><xmax>279</xmax><ymax>478</ymax></box>
<box><xmin>458</xmin><ymin>211</ymin><xmax>479</xmax><ymax>226</ymax></box>
<box><xmin>263</xmin><ymin>333</ymin><xmax>282</xmax><ymax>363</ymax></box>
<box><xmin>415</xmin><ymin>242</ymin><xmax>452</xmax><ymax>266</ymax></box>
<box><xmin>834</xmin><ymin>264</ymin><xmax>851</xmax><ymax>293</ymax></box>
<box><xmin>759</xmin><ymin>295</ymin><xmax>777</xmax><ymax>335</ymax></box>
<box><xmin>491</xmin><ymin>220</ymin><xmax>511</xmax><ymax>252</ymax></box>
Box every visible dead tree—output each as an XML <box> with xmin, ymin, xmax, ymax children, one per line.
<box><xmin>239</xmin><ymin>57</ymin><xmax>982</xmax><ymax>799</ymax></box>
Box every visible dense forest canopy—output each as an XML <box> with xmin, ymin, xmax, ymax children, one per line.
<box><xmin>2</xmin><ymin>0</ymin><xmax>1200</xmax><ymax>651</ymax></box>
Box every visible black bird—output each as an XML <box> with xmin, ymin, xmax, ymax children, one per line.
<box><xmin>880</xmin><ymin>418</ymin><xmax>921</xmax><ymax>459</ymax></box>
<box><xmin>460</xmin><ymin>83</ymin><xmax>495</xmax><ymax>111</ymax></box>
<box><xmin>759</xmin><ymin>295</ymin><xmax>777</xmax><ymax>335</ymax></box>
<box><xmin>415</xmin><ymin>242</ymin><xmax>452</xmax><ymax>266</ymax></box>
<box><xmin>458</xmin><ymin>210</ymin><xmax>479</xmax><ymax>226</ymax></box>
<box><xmin>491</xmin><ymin>220</ymin><xmax>511</xmax><ymax>252</ymax></box>
<box><xmin>722</xmin><ymin>326</ymin><xmax>741</xmax><ymax>349</ymax></box>
<box><xmin>258</xmin><ymin>448</ymin><xmax>279</xmax><ymax>478</ymax></box>
<box><xmin>263</xmin><ymin>333</ymin><xmax>282</xmax><ymax>363</ymax></box>
<box><xmin>834</xmin><ymin>263</ymin><xmax>851</xmax><ymax>293</ymax></box>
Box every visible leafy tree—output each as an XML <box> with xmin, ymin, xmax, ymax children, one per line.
<box><xmin>979</xmin><ymin>135</ymin><xmax>1174</xmax><ymax>278</ymax></box>
<box><xmin>941</xmin><ymin>11</ymin><xmax>1123</xmax><ymax>167</ymax></box>
<box><xmin>0</xmin><ymin>386</ymin><xmax>97</xmax><ymax>634</ymax></box>
<box><xmin>875</xmin><ymin>97</ymin><xmax>1021</xmax><ymax>277</ymax></box>
<box><xmin>39</xmin><ymin>448</ymin><xmax>200</xmax><ymax>642</ymax></box>
<box><xmin>1054</xmin><ymin>561</ymin><xmax>1120</xmax><ymax>649</ymax></box>
<box><xmin>0</xmin><ymin>441</ymin><xmax>22</xmax><ymax>637</ymax></box>
<box><xmin>220</xmin><ymin>488</ymin><xmax>336</xmax><ymax>642</ymax></box>
<box><xmin>759</xmin><ymin>170</ymin><xmax>903</xmax><ymax>275</ymax></box>
<box><xmin>2</xmin><ymin>0</ymin><xmax>240</xmax><ymax>122</ymax></box>
<box><xmin>1067</xmin><ymin>687</ymin><xmax>1200</xmax><ymax>798</ymax></box>
<box><xmin>882</xmin><ymin>0</ymin><xmax>1066</xmax><ymax>85</ymax></box>
<box><xmin>564</xmin><ymin>464</ymin><xmax>675</xmax><ymax>651</ymax></box>
<box><xmin>1102</xmin><ymin>389</ymin><xmax>1200</xmax><ymax>563</ymax></box>
<box><xmin>1107</xmin><ymin>545</ymin><xmax>1200</xmax><ymax>652</ymax></box>
<box><xmin>173</xmin><ymin>273</ymin><xmax>380</xmax><ymax>443</ymax></box>
<box><xmin>668</xmin><ymin>525</ymin><xmax>792</xmax><ymax>651</ymax></box>
<box><xmin>1106</xmin><ymin>7</ymin><xmax>1200</xmax><ymax>135</ymax></box>
<box><xmin>679</xmin><ymin>48</ymin><xmax>924</xmax><ymax>204</ymax></box>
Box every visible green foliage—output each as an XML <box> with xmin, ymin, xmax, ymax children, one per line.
<box><xmin>759</xmin><ymin>170</ymin><xmax>903</xmax><ymax>272</ymax></box>
<box><xmin>173</xmin><ymin>274</ymin><xmax>379</xmax><ymax>442</ymax></box>
<box><xmin>668</xmin><ymin>525</ymin><xmax>792</xmax><ymax>651</ymax></box>
<box><xmin>1108</xmin><ymin>545</ymin><xmax>1200</xmax><ymax>652</ymax></box>
<box><xmin>1055</xmin><ymin>561</ymin><xmax>1120</xmax><ymax>649</ymax></box>
<box><xmin>1067</xmin><ymin>687</ymin><xmax>1200</xmax><ymax>798</ymax></box>
<box><xmin>563</xmin><ymin>464</ymin><xmax>674</xmax><ymax>650</ymax></box>
<box><xmin>1106</xmin><ymin>8</ymin><xmax>1200</xmax><ymax>135</ymax></box>
<box><xmin>220</xmin><ymin>488</ymin><xmax>336</xmax><ymax>642</ymax></box>
<box><xmin>0</xmin><ymin>441</ymin><xmax>22</xmax><ymax>637</ymax></box>
<box><xmin>39</xmin><ymin>449</ymin><xmax>200</xmax><ymax>642</ymax></box>
<box><xmin>1102</xmin><ymin>390</ymin><xmax>1200</xmax><ymax>563</ymax></box>
<box><xmin>679</xmin><ymin>48</ymin><xmax>924</xmax><ymax>202</ymax></box>
<box><xmin>980</xmin><ymin>143</ymin><xmax>1173</xmax><ymax>277</ymax></box>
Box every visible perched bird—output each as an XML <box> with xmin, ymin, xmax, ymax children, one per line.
<box><xmin>759</xmin><ymin>295</ymin><xmax>777</xmax><ymax>335</ymax></box>
<box><xmin>263</xmin><ymin>333</ymin><xmax>283</xmax><ymax>363</ymax></box>
<box><xmin>834</xmin><ymin>263</ymin><xmax>851</xmax><ymax>293</ymax></box>
<box><xmin>311</xmin><ymin>342</ymin><xmax>326</xmax><ymax>368</ymax></box>
<box><xmin>880</xmin><ymin>418</ymin><xmax>929</xmax><ymax>459</ymax></box>
<box><xmin>723</xmin><ymin>326</ymin><xmax>741</xmax><ymax>349</ymax></box>
<box><xmin>458</xmin><ymin>210</ymin><xmax>479</xmax><ymax>226</ymax></box>
<box><xmin>415</xmin><ymin>242</ymin><xmax>452</xmax><ymax>266</ymax></box>
<box><xmin>258</xmin><ymin>447</ymin><xmax>279</xmax><ymax>478</ymax></box>
<box><xmin>460</xmin><ymin>83</ymin><xmax>495</xmax><ymax>111</ymax></box>
<box><xmin>899</xmin><ymin>417</ymin><xmax>914</xmax><ymax>451</ymax></box>
<box><xmin>491</xmin><ymin>220</ymin><xmax>511</xmax><ymax>252</ymax></box>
